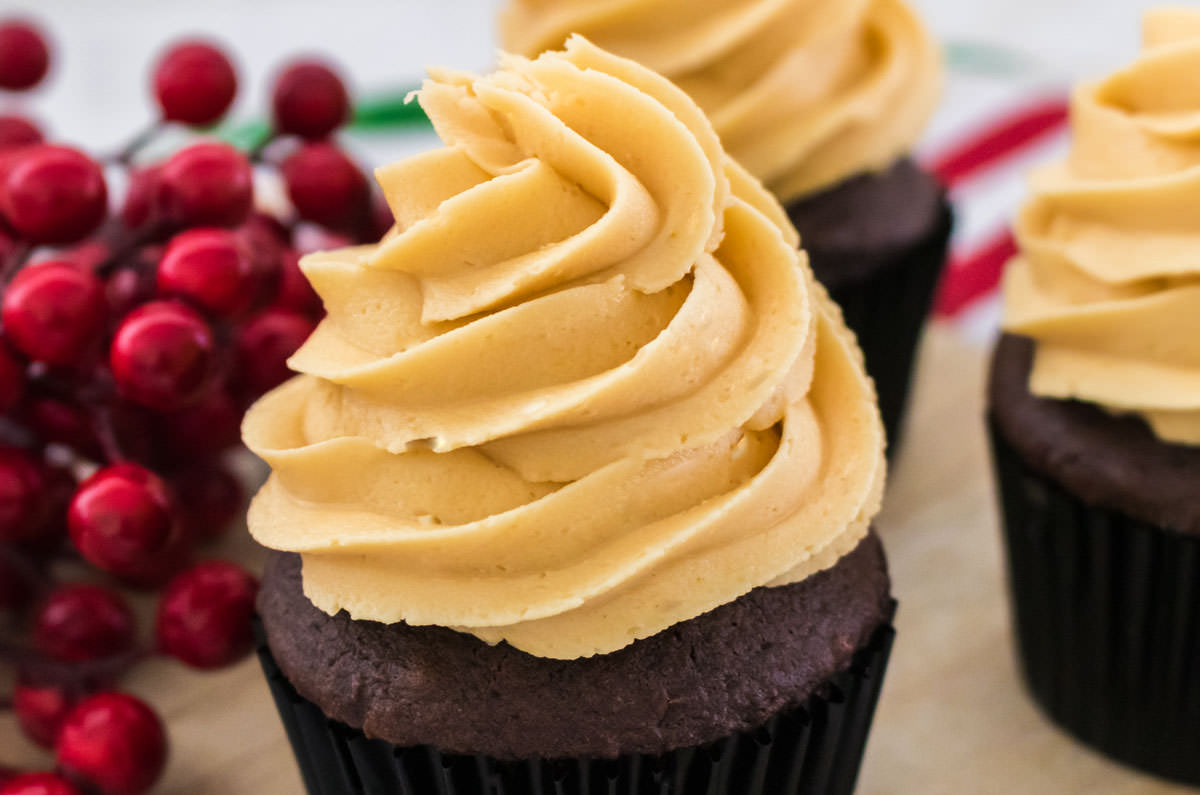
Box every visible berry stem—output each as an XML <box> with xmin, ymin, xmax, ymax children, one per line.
<box><xmin>94</xmin><ymin>223</ymin><xmax>167</xmax><ymax>277</ymax></box>
<box><xmin>91</xmin><ymin>404</ymin><xmax>127</xmax><ymax>465</ymax></box>
<box><xmin>246</xmin><ymin>128</ymin><xmax>279</xmax><ymax>163</ymax></box>
<box><xmin>30</xmin><ymin>367</ymin><xmax>111</xmax><ymax>410</ymax></box>
<box><xmin>112</xmin><ymin>118</ymin><xmax>167</xmax><ymax>166</ymax></box>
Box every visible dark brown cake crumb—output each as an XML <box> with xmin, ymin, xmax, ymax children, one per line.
<box><xmin>989</xmin><ymin>333</ymin><xmax>1200</xmax><ymax>535</ymax></box>
<box><xmin>258</xmin><ymin>532</ymin><xmax>892</xmax><ymax>760</ymax></box>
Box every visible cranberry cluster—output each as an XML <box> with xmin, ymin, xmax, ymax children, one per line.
<box><xmin>0</xmin><ymin>18</ymin><xmax>384</xmax><ymax>795</ymax></box>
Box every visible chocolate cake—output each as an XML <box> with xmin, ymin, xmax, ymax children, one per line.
<box><xmin>258</xmin><ymin>532</ymin><xmax>892</xmax><ymax>760</ymax></box>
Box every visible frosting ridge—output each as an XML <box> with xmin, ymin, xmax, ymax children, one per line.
<box><xmin>243</xmin><ymin>38</ymin><xmax>885</xmax><ymax>659</ymax></box>
<box><xmin>500</xmin><ymin>0</ymin><xmax>942</xmax><ymax>202</ymax></box>
<box><xmin>1003</xmin><ymin>8</ymin><xmax>1200</xmax><ymax>446</ymax></box>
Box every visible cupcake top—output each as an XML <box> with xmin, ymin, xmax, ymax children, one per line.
<box><xmin>500</xmin><ymin>0</ymin><xmax>942</xmax><ymax>203</ymax></box>
<box><xmin>242</xmin><ymin>37</ymin><xmax>885</xmax><ymax>660</ymax></box>
<box><xmin>1004</xmin><ymin>8</ymin><xmax>1200</xmax><ymax>447</ymax></box>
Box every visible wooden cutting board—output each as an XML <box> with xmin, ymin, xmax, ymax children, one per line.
<box><xmin>2</xmin><ymin>324</ymin><xmax>1193</xmax><ymax>795</ymax></box>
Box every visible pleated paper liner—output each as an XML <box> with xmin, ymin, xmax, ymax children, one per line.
<box><xmin>990</xmin><ymin>421</ymin><xmax>1200</xmax><ymax>786</ymax></box>
<box><xmin>823</xmin><ymin>202</ymin><xmax>952</xmax><ymax>455</ymax></box>
<box><xmin>256</xmin><ymin>603</ymin><xmax>896</xmax><ymax>795</ymax></box>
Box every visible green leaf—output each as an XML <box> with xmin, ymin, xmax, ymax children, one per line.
<box><xmin>214</xmin><ymin>87</ymin><xmax>431</xmax><ymax>150</ymax></box>
<box><xmin>351</xmin><ymin>92</ymin><xmax>430</xmax><ymax>130</ymax></box>
<box><xmin>945</xmin><ymin>41</ymin><xmax>1036</xmax><ymax>77</ymax></box>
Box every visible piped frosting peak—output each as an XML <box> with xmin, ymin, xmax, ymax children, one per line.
<box><xmin>1004</xmin><ymin>9</ymin><xmax>1200</xmax><ymax>446</ymax></box>
<box><xmin>243</xmin><ymin>38</ymin><xmax>885</xmax><ymax>659</ymax></box>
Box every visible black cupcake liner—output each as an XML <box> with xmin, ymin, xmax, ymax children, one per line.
<box><xmin>824</xmin><ymin>203</ymin><xmax>952</xmax><ymax>453</ymax></box>
<box><xmin>255</xmin><ymin>603</ymin><xmax>896</xmax><ymax>795</ymax></box>
<box><xmin>990</xmin><ymin>421</ymin><xmax>1200</xmax><ymax>786</ymax></box>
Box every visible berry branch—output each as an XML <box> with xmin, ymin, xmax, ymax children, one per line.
<box><xmin>111</xmin><ymin>119</ymin><xmax>167</xmax><ymax>167</ymax></box>
<box><xmin>0</xmin><ymin>18</ymin><xmax>391</xmax><ymax>795</ymax></box>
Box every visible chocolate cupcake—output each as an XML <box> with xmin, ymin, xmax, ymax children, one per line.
<box><xmin>988</xmin><ymin>9</ymin><xmax>1200</xmax><ymax>785</ymax></box>
<box><xmin>245</xmin><ymin>38</ymin><xmax>892</xmax><ymax>795</ymax></box>
<box><xmin>501</xmin><ymin>0</ymin><xmax>952</xmax><ymax>448</ymax></box>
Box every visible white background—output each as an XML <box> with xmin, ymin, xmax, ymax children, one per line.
<box><xmin>0</xmin><ymin>0</ymin><xmax>1177</xmax><ymax>160</ymax></box>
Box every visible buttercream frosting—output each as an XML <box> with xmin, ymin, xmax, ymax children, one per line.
<box><xmin>500</xmin><ymin>0</ymin><xmax>942</xmax><ymax>202</ymax></box>
<box><xmin>243</xmin><ymin>37</ymin><xmax>886</xmax><ymax>659</ymax></box>
<box><xmin>1003</xmin><ymin>8</ymin><xmax>1200</xmax><ymax>446</ymax></box>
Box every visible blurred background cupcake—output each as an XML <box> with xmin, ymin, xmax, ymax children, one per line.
<box><xmin>500</xmin><ymin>0</ymin><xmax>952</xmax><ymax>450</ymax></box>
<box><xmin>989</xmin><ymin>7</ymin><xmax>1200</xmax><ymax>786</ymax></box>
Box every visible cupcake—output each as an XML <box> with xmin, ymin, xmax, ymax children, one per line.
<box><xmin>500</xmin><ymin>0</ymin><xmax>951</xmax><ymax>449</ymax></box>
<box><xmin>245</xmin><ymin>38</ymin><xmax>893</xmax><ymax>795</ymax></box>
<box><xmin>989</xmin><ymin>9</ymin><xmax>1200</xmax><ymax>785</ymax></box>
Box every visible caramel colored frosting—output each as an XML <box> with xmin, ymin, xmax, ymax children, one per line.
<box><xmin>1003</xmin><ymin>8</ymin><xmax>1200</xmax><ymax>447</ymax></box>
<box><xmin>500</xmin><ymin>0</ymin><xmax>942</xmax><ymax>203</ymax></box>
<box><xmin>243</xmin><ymin>37</ymin><xmax>885</xmax><ymax>660</ymax></box>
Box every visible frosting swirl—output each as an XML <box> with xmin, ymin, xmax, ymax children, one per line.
<box><xmin>1003</xmin><ymin>8</ymin><xmax>1200</xmax><ymax>446</ymax></box>
<box><xmin>243</xmin><ymin>37</ymin><xmax>885</xmax><ymax>659</ymax></box>
<box><xmin>500</xmin><ymin>0</ymin><xmax>942</xmax><ymax>202</ymax></box>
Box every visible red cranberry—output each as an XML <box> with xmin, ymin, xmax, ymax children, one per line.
<box><xmin>0</xmin><ymin>115</ymin><xmax>42</xmax><ymax>149</ymax></box>
<box><xmin>67</xmin><ymin>464</ymin><xmax>184</xmax><ymax>585</ymax></box>
<box><xmin>172</xmin><ymin>461</ymin><xmax>243</xmax><ymax>542</ymax></box>
<box><xmin>13</xmin><ymin>678</ymin><xmax>78</xmax><ymax>748</ymax></box>
<box><xmin>0</xmin><ymin>447</ymin><xmax>46</xmax><ymax>543</ymax></box>
<box><xmin>160</xmin><ymin>389</ymin><xmax>241</xmax><ymax>460</ymax></box>
<box><xmin>0</xmin><ymin>343</ymin><xmax>26</xmax><ymax>412</ymax></box>
<box><xmin>110</xmin><ymin>301</ymin><xmax>217</xmax><ymax>411</ymax></box>
<box><xmin>236</xmin><ymin>212</ymin><xmax>289</xmax><ymax>271</ymax></box>
<box><xmin>239</xmin><ymin>210</ymin><xmax>290</xmax><ymax>249</ymax></box>
<box><xmin>152</xmin><ymin>41</ymin><xmax>237</xmax><ymax>127</ymax></box>
<box><xmin>57</xmin><ymin>240</ymin><xmax>110</xmax><ymax>272</ymax></box>
<box><xmin>235</xmin><ymin>212</ymin><xmax>291</xmax><ymax>301</ymax></box>
<box><xmin>28</xmin><ymin>465</ymin><xmax>74</xmax><ymax>553</ymax></box>
<box><xmin>282</xmin><ymin>142</ymin><xmax>368</xmax><ymax>230</ymax></box>
<box><xmin>56</xmin><ymin>692</ymin><xmax>167</xmax><ymax>795</ymax></box>
<box><xmin>32</xmin><ymin>584</ymin><xmax>135</xmax><ymax>663</ymax></box>
<box><xmin>1</xmin><ymin>261</ymin><xmax>106</xmax><ymax>366</ymax></box>
<box><xmin>158</xmin><ymin>142</ymin><xmax>252</xmax><ymax>228</ymax></box>
<box><xmin>368</xmin><ymin>192</ymin><xmax>394</xmax><ymax>241</ymax></box>
<box><xmin>0</xmin><ymin>773</ymin><xmax>82</xmax><ymax>795</ymax></box>
<box><xmin>272</xmin><ymin>249</ymin><xmax>320</xmax><ymax>315</ymax></box>
<box><xmin>104</xmin><ymin>267</ymin><xmax>153</xmax><ymax>319</ymax></box>
<box><xmin>156</xmin><ymin>560</ymin><xmax>257</xmax><ymax>669</ymax></box>
<box><xmin>119</xmin><ymin>165</ymin><xmax>161</xmax><ymax>230</ymax></box>
<box><xmin>156</xmin><ymin>228</ymin><xmax>255</xmax><ymax>315</ymax></box>
<box><xmin>271</xmin><ymin>60</ymin><xmax>349</xmax><ymax>140</ymax></box>
<box><xmin>0</xmin><ymin>21</ymin><xmax>49</xmax><ymax>91</ymax></box>
<box><xmin>0</xmin><ymin>146</ymin><xmax>106</xmax><ymax>245</ymax></box>
<box><xmin>235</xmin><ymin>308</ymin><xmax>314</xmax><ymax>398</ymax></box>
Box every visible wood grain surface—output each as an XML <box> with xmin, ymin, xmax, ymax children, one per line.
<box><xmin>2</xmin><ymin>324</ymin><xmax>1193</xmax><ymax>794</ymax></box>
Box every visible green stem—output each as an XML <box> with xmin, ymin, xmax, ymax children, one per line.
<box><xmin>349</xmin><ymin>92</ymin><xmax>429</xmax><ymax>131</ymax></box>
<box><xmin>218</xmin><ymin>86</ymin><xmax>431</xmax><ymax>150</ymax></box>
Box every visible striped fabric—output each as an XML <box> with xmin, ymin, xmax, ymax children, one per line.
<box><xmin>917</xmin><ymin>46</ymin><xmax>1072</xmax><ymax>339</ymax></box>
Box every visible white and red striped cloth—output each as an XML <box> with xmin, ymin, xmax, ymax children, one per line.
<box><xmin>916</xmin><ymin>46</ymin><xmax>1073</xmax><ymax>342</ymax></box>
